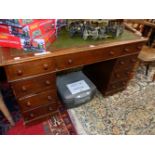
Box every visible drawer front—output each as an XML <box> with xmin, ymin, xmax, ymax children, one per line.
<box><xmin>23</xmin><ymin>103</ymin><xmax>58</xmax><ymax>121</ymax></box>
<box><xmin>114</xmin><ymin>54</ymin><xmax>138</xmax><ymax>71</ymax></box>
<box><xmin>121</xmin><ymin>43</ymin><xmax>142</xmax><ymax>55</ymax></box>
<box><xmin>5</xmin><ymin>58</ymin><xmax>56</xmax><ymax>81</ymax></box>
<box><xmin>110</xmin><ymin>69</ymin><xmax>134</xmax><ymax>83</ymax></box>
<box><xmin>24</xmin><ymin>113</ymin><xmax>55</xmax><ymax>126</ymax></box>
<box><xmin>12</xmin><ymin>73</ymin><xmax>56</xmax><ymax>98</ymax></box>
<box><xmin>104</xmin><ymin>87</ymin><xmax>125</xmax><ymax>96</ymax></box>
<box><xmin>55</xmin><ymin>43</ymin><xmax>142</xmax><ymax>71</ymax></box>
<box><xmin>55</xmin><ymin>46</ymin><xmax>124</xmax><ymax>70</ymax></box>
<box><xmin>18</xmin><ymin>89</ymin><xmax>58</xmax><ymax>112</ymax></box>
<box><xmin>107</xmin><ymin>79</ymin><xmax>128</xmax><ymax>92</ymax></box>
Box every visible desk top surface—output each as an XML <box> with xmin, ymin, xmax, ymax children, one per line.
<box><xmin>0</xmin><ymin>29</ymin><xmax>147</xmax><ymax>66</ymax></box>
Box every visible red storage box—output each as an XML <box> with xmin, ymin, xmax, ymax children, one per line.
<box><xmin>0</xmin><ymin>25</ymin><xmax>10</xmax><ymax>33</ymax></box>
<box><xmin>0</xmin><ymin>19</ymin><xmax>41</xmax><ymax>28</ymax></box>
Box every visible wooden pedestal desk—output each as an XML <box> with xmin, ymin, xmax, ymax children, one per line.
<box><xmin>0</xmin><ymin>30</ymin><xmax>147</xmax><ymax>126</ymax></box>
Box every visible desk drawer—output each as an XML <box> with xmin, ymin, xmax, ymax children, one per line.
<box><xmin>110</xmin><ymin>69</ymin><xmax>134</xmax><ymax>83</ymax></box>
<box><xmin>23</xmin><ymin>103</ymin><xmax>58</xmax><ymax>121</ymax></box>
<box><xmin>56</xmin><ymin>46</ymin><xmax>123</xmax><ymax>70</ymax></box>
<box><xmin>121</xmin><ymin>43</ymin><xmax>142</xmax><ymax>55</ymax></box>
<box><xmin>5</xmin><ymin>58</ymin><xmax>56</xmax><ymax>81</ymax></box>
<box><xmin>114</xmin><ymin>54</ymin><xmax>138</xmax><ymax>71</ymax></box>
<box><xmin>55</xmin><ymin>43</ymin><xmax>142</xmax><ymax>71</ymax></box>
<box><xmin>104</xmin><ymin>87</ymin><xmax>125</xmax><ymax>96</ymax></box>
<box><xmin>12</xmin><ymin>73</ymin><xmax>56</xmax><ymax>98</ymax></box>
<box><xmin>107</xmin><ymin>79</ymin><xmax>128</xmax><ymax>91</ymax></box>
<box><xmin>18</xmin><ymin>89</ymin><xmax>58</xmax><ymax>112</ymax></box>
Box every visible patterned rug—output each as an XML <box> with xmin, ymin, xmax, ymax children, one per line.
<box><xmin>6</xmin><ymin>106</ymin><xmax>77</xmax><ymax>135</ymax></box>
<box><xmin>1</xmin><ymin>63</ymin><xmax>155</xmax><ymax>135</ymax></box>
<box><xmin>68</xmin><ymin>63</ymin><xmax>155</xmax><ymax>135</ymax></box>
<box><xmin>0</xmin><ymin>83</ymin><xmax>77</xmax><ymax>135</ymax></box>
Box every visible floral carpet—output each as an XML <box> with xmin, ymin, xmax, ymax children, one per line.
<box><xmin>68</xmin><ymin>63</ymin><xmax>155</xmax><ymax>135</ymax></box>
<box><xmin>1</xmin><ymin>63</ymin><xmax>155</xmax><ymax>135</ymax></box>
<box><xmin>6</xmin><ymin>106</ymin><xmax>77</xmax><ymax>135</ymax></box>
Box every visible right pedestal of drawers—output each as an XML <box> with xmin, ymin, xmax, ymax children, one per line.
<box><xmin>83</xmin><ymin>53</ymin><xmax>139</xmax><ymax>96</ymax></box>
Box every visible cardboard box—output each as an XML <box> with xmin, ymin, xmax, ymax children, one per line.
<box><xmin>23</xmin><ymin>19</ymin><xmax>56</xmax><ymax>39</ymax></box>
<box><xmin>0</xmin><ymin>25</ymin><xmax>26</xmax><ymax>38</ymax></box>
<box><xmin>56</xmin><ymin>19</ymin><xmax>67</xmax><ymax>29</ymax></box>
<box><xmin>0</xmin><ymin>25</ymin><xmax>10</xmax><ymax>33</ymax></box>
<box><xmin>0</xmin><ymin>19</ymin><xmax>40</xmax><ymax>28</ymax></box>
<box><xmin>0</xmin><ymin>33</ymin><xmax>22</xmax><ymax>49</ymax></box>
<box><xmin>0</xmin><ymin>19</ymin><xmax>55</xmax><ymax>38</ymax></box>
<box><xmin>0</xmin><ymin>20</ymin><xmax>57</xmax><ymax>51</ymax></box>
<box><xmin>21</xmin><ymin>29</ymin><xmax>56</xmax><ymax>52</ymax></box>
<box><xmin>0</xmin><ymin>30</ymin><xmax>56</xmax><ymax>51</ymax></box>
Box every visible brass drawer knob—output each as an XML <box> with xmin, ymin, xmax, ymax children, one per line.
<box><xmin>48</xmin><ymin>106</ymin><xmax>53</xmax><ymax>111</ymax></box>
<box><xmin>137</xmin><ymin>46</ymin><xmax>142</xmax><ymax>50</ymax></box>
<box><xmin>43</xmin><ymin>63</ymin><xmax>49</xmax><ymax>70</ymax></box>
<box><xmin>112</xmin><ymin>85</ymin><xmax>116</xmax><ymax>89</ymax></box>
<box><xmin>126</xmin><ymin>71</ymin><xmax>130</xmax><ymax>75</ymax></box>
<box><xmin>45</xmin><ymin>80</ymin><xmax>51</xmax><ymax>85</ymax></box>
<box><xmin>109</xmin><ymin>51</ymin><xmax>114</xmax><ymax>56</ymax></box>
<box><xmin>30</xmin><ymin>113</ymin><xmax>34</xmax><ymax>118</ymax></box>
<box><xmin>120</xmin><ymin>61</ymin><xmax>125</xmax><ymax>65</ymax></box>
<box><xmin>115</xmin><ymin>73</ymin><xmax>120</xmax><ymax>78</ymax></box>
<box><xmin>122</xmin><ymin>82</ymin><xmax>126</xmax><ymax>85</ymax></box>
<box><xmin>124</xmin><ymin>48</ymin><xmax>129</xmax><ymax>52</ymax></box>
<box><xmin>26</xmin><ymin>101</ymin><xmax>31</xmax><ymax>107</ymax></box>
<box><xmin>17</xmin><ymin>69</ymin><xmax>23</xmax><ymax>76</ymax></box>
<box><xmin>47</xmin><ymin>96</ymin><xmax>52</xmax><ymax>100</ymax></box>
<box><xmin>130</xmin><ymin>58</ymin><xmax>136</xmax><ymax>63</ymax></box>
<box><xmin>68</xmin><ymin>59</ymin><xmax>73</xmax><ymax>64</ymax></box>
<box><xmin>21</xmin><ymin>86</ymin><xmax>27</xmax><ymax>92</ymax></box>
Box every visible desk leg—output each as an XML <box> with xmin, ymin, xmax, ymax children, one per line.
<box><xmin>153</xmin><ymin>73</ymin><xmax>155</xmax><ymax>81</ymax></box>
<box><xmin>146</xmin><ymin>63</ymin><xmax>150</xmax><ymax>76</ymax></box>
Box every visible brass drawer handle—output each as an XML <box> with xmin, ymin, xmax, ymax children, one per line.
<box><xmin>45</xmin><ymin>80</ymin><xmax>51</xmax><ymax>85</ymax></box>
<box><xmin>120</xmin><ymin>61</ymin><xmax>125</xmax><ymax>65</ymax></box>
<box><xmin>112</xmin><ymin>85</ymin><xmax>116</xmax><ymax>89</ymax></box>
<box><xmin>115</xmin><ymin>73</ymin><xmax>120</xmax><ymax>78</ymax></box>
<box><xmin>21</xmin><ymin>86</ymin><xmax>27</xmax><ymax>92</ymax></box>
<box><xmin>26</xmin><ymin>101</ymin><xmax>31</xmax><ymax>107</ymax></box>
<box><xmin>43</xmin><ymin>63</ymin><xmax>49</xmax><ymax>70</ymax></box>
<box><xmin>122</xmin><ymin>82</ymin><xmax>126</xmax><ymax>85</ymax></box>
<box><xmin>30</xmin><ymin>113</ymin><xmax>34</xmax><ymax>118</ymax></box>
<box><xmin>126</xmin><ymin>71</ymin><xmax>130</xmax><ymax>75</ymax></box>
<box><xmin>130</xmin><ymin>58</ymin><xmax>137</xmax><ymax>63</ymax></box>
<box><xmin>17</xmin><ymin>69</ymin><xmax>23</xmax><ymax>76</ymax></box>
<box><xmin>109</xmin><ymin>51</ymin><xmax>114</xmax><ymax>56</ymax></box>
<box><xmin>68</xmin><ymin>59</ymin><xmax>73</xmax><ymax>64</ymax></box>
<box><xmin>48</xmin><ymin>106</ymin><xmax>53</xmax><ymax>111</ymax></box>
<box><xmin>137</xmin><ymin>46</ymin><xmax>142</xmax><ymax>50</ymax></box>
<box><xmin>124</xmin><ymin>48</ymin><xmax>129</xmax><ymax>52</ymax></box>
<box><xmin>47</xmin><ymin>96</ymin><xmax>52</xmax><ymax>100</ymax></box>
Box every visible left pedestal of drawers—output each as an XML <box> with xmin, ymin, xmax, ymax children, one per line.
<box><xmin>4</xmin><ymin>58</ymin><xmax>59</xmax><ymax>126</ymax></box>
